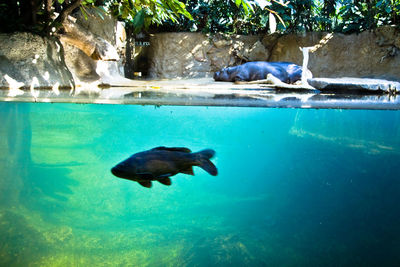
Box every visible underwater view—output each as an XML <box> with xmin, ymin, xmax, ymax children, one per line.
<box><xmin>0</xmin><ymin>102</ymin><xmax>399</xmax><ymax>266</ymax></box>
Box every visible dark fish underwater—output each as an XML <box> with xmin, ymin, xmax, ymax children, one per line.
<box><xmin>111</xmin><ymin>147</ymin><xmax>218</xmax><ymax>188</ymax></box>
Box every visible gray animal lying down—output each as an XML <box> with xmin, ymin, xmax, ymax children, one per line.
<box><xmin>213</xmin><ymin>61</ymin><xmax>304</xmax><ymax>84</ymax></box>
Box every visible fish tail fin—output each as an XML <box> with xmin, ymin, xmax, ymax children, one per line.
<box><xmin>194</xmin><ymin>149</ymin><xmax>218</xmax><ymax>176</ymax></box>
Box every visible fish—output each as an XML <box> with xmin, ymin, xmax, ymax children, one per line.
<box><xmin>111</xmin><ymin>146</ymin><xmax>218</xmax><ymax>188</ymax></box>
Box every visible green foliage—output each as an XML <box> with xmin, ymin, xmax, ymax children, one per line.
<box><xmin>107</xmin><ymin>0</ymin><xmax>193</xmax><ymax>33</ymax></box>
<box><xmin>336</xmin><ymin>0</ymin><xmax>400</xmax><ymax>33</ymax></box>
<box><xmin>0</xmin><ymin>0</ymin><xmax>399</xmax><ymax>35</ymax></box>
<box><xmin>0</xmin><ymin>0</ymin><xmax>192</xmax><ymax>35</ymax></box>
<box><xmin>150</xmin><ymin>0</ymin><xmax>267</xmax><ymax>34</ymax></box>
<box><xmin>149</xmin><ymin>0</ymin><xmax>400</xmax><ymax>34</ymax></box>
<box><xmin>273</xmin><ymin>0</ymin><xmax>400</xmax><ymax>33</ymax></box>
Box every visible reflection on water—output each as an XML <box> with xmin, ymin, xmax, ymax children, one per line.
<box><xmin>1</xmin><ymin>86</ymin><xmax>399</xmax><ymax>109</ymax></box>
<box><xmin>0</xmin><ymin>103</ymin><xmax>400</xmax><ymax>266</ymax></box>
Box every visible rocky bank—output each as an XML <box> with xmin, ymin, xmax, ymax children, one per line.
<box><xmin>0</xmin><ymin>8</ymin><xmax>126</xmax><ymax>91</ymax></box>
<box><xmin>144</xmin><ymin>28</ymin><xmax>400</xmax><ymax>81</ymax></box>
<box><xmin>0</xmin><ymin>11</ymin><xmax>399</xmax><ymax>91</ymax></box>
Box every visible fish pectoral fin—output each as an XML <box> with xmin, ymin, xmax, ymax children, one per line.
<box><xmin>138</xmin><ymin>181</ymin><xmax>152</xmax><ymax>188</ymax></box>
<box><xmin>152</xmin><ymin>146</ymin><xmax>192</xmax><ymax>153</ymax></box>
<box><xmin>181</xmin><ymin>166</ymin><xmax>194</xmax><ymax>175</ymax></box>
<box><xmin>158</xmin><ymin>177</ymin><xmax>172</xmax><ymax>186</ymax></box>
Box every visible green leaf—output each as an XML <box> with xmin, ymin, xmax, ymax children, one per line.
<box><xmin>242</xmin><ymin>2</ymin><xmax>249</xmax><ymax>14</ymax></box>
<box><xmin>57</xmin><ymin>0</ymin><xmax>65</xmax><ymax>4</ymax></box>
<box><xmin>235</xmin><ymin>0</ymin><xmax>242</xmax><ymax>8</ymax></box>
<box><xmin>144</xmin><ymin>17</ymin><xmax>152</xmax><ymax>28</ymax></box>
<box><xmin>133</xmin><ymin>9</ymin><xmax>145</xmax><ymax>31</ymax></box>
<box><xmin>167</xmin><ymin>0</ymin><xmax>193</xmax><ymax>20</ymax></box>
<box><xmin>80</xmin><ymin>6</ymin><xmax>88</xmax><ymax>20</ymax></box>
<box><xmin>120</xmin><ymin>5</ymin><xmax>131</xmax><ymax>20</ymax></box>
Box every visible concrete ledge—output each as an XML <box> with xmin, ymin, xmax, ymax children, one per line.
<box><xmin>308</xmin><ymin>77</ymin><xmax>400</xmax><ymax>93</ymax></box>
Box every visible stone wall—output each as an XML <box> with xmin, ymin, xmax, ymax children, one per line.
<box><xmin>143</xmin><ymin>27</ymin><xmax>400</xmax><ymax>80</ymax></box>
<box><xmin>0</xmin><ymin>32</ymin><xmax>75</xmax><ymax>89</ymax></box>
<box><xmin>269</xmin><ymin>30</ymin><xmax>400</xmax><ymax>80</ymax></box>
<box><xmin>146</xmin><ymin>32</ymin><xmax>270</xmax><ymax>79</ymax></box>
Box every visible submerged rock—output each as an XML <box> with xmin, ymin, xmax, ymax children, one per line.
<box><xmin>308</xmin><ymin>77</ymin><xmax>400</xmax><ymax>92</ymax></box>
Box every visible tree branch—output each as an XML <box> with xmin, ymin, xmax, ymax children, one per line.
<box><xmin>50</xmin><ymin>0</ymin><xmax>82</xmax><ymax>29</ymax></box>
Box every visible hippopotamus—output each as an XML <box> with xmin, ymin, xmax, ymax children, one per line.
<box><xmin>213</xmin><ymin>61</ymin><xmax>303</xmax><ymax>84</ymax></box>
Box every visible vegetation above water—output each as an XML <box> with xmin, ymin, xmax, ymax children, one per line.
<box><xmin>0</xmin><ymin>0</ymin><xmax>193</xmax><ymax>34</ymax></box>
<box><xmin>0</xmin><ymin>0</ymin><xmax>399</xmax><ymax>35</ymax></box>
<box><xmin>163</xmin><ymin>0</ymin><xmax>400</xmax><ymax>34</ymax></box>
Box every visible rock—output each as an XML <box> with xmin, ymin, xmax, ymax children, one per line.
<box><xmin>59</xmin><ymin>8</ymin><xmax>126</xmax><ymax>87</ymax></box>
<box><xmin>191</xmin><ymin>44</ymin><xmax>207</xmax><ymax>62</ymax></box>
<box><xmin>61</xmin><ymin>16</ymin><xmax>119</xmax><ymax>61</ymax></box>
<box><xmin>206</xmin><ymin>45</ymin><xmax>235</xmax><ymax>72</ymax></box>
<box><xmin>73</xmin><ymin>8</ymin><xmax>118</xmax><ymax>46</ymax></box>
<box><xmin>212</xmin><ymin>34</ymin><xmax>233</xmax><ymax>48</ymax></box>
<box><xmin>213</xmin><ymin>39</ymin><xmax>233</xmax><ymax>48</ymax></box>
<box><xmin>261</xmin><ymin>33</ymin><xmax>280</xmax><ymax>51</ymax></box>
<box><xmin>242</xmin><ymin>40</ymin><xmax>269</xmax><ymax>61</ymax></box>
<box><xmin>229</xmin><ymin>35</ymin><xmax>261</xmax><ymax>62</ymax></box>
<box><xmin>269</xmin><ymin>31</ymin><xmax>400</xmax><ymax>80</ymax></box>
<box><xmin>375</xmin><ymin>25</ymin><xmax>397</xmax><ymax>46</ymax></box>
<box><xmin>308</xmin><ymin>77</ymin><xmax>400</xmax><ymax>92</ymax></box>
<box><xmin>0</xmin><ymin>32</ymin><xmax>74</xmax><ymax>89</ymax></box>
<box><xmin>62</xmin><ymin>42</ymin><xmax>100</xmax><ymax>83</ymax></box>
<box><xmin>148</xmin><ymin>32</ymin><xmax>212</xmax><ymax>78</ymax></box>
<box><xmin>92</xmin><ymin>37</ymin><xmax>120</xmax><ymax>61</ymax></box>
<box><xmin>395</xmin><ymin>36</ymin><xmax>400</xmax><ymax>50</ymax></box>
<box><xmin>145</xmin><ymin>33</ymin><xmax>271</xmax><ymax>78</ymax></box>
<box><xmin>208</xmin><ymin>35</ymin><xmax>262</xmax><ymax>72</ymax></box>
<box><xmin>143</xmin><ymin>30</ymin><xmax>400</xmax><ymax>80</ymax></box>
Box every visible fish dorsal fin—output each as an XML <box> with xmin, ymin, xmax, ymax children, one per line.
<box><xmin>152</xmin><ymin>146</ymin><xmax>191</xmax><ymax>153</ymax></box>
<box><xmin>181</xmin><ymin>167</ymin><xmax>194</xmax><ymax>175</ymax></box>
<box><xmin>138</xmin><ymin>181</ymin><xmax>152</xmax><ymax>188</ymax></box>
<box><xmin>158</xmin><ymin>177</ymin><xmax>172</xmax><ymax>186</ymax></box>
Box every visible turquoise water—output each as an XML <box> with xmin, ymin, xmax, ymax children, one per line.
<box><xmin>1</xmin><ymin>102</ymin><xmax>399</xmax><ymax>266</ymax></box>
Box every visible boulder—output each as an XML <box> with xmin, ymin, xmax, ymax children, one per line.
<box><xmin>62</xmin><ymin>42</ymin><xmax>100</xmax><ymax>83</ymax></box>
<box><xmin>59</xmin><ymin>9</ymin><xmax>126</xmax><ymax>87</ymax></box>
<box><xmin>0</xmin><ymin>32</ymin><xmax>74</xmax><ymax>89</ymax></box>
<box><xmin>244</xmin><ymin>40</ymin><xmax>270</xmax><ymax>61</ymax></box>
<box><xmin>73</xmin><ymin>8</ymin><xmax>118</xmax><ymax>46</ymax></box>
